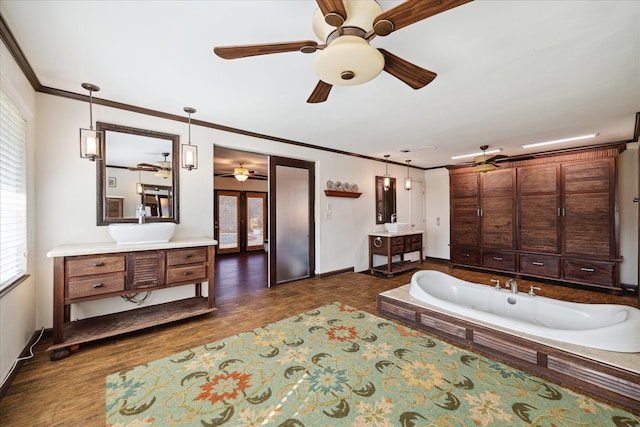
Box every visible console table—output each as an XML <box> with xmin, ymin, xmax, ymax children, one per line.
<box><xmin>46</xmin><ymin>238</ymin><xmax>217</xmax><ymax>360</ymax></box>
<box><xmin>369</xmin><ymin>231</ymin><xmax>424</xmax><ymax>277</ymax></box>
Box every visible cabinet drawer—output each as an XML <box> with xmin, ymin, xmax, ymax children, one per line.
<box><xmin>370</xmin><ymin>236</ymin><xmax>388</xmax><ymax>254</ymax></box>
<box><xmin>563</xmin><ymin>259</ymin><xmax>615</xmax><ymax>287</ymax></box>
<box><xmin>451</xmin><ymin>246</ymin><xmax>480</xmax><ymax>266</ymax></box>
<box><xmin>68</xmin><ymin>274</ymin><xmax>125</xmax><ymax>299</ymax></box>
<box><xmin>67</xmin><ymin>255</ymin><xmax>125</xmax><ymax>277</ymax></box>
<box><xmin>167</xmin><ymin>265</ymin><xmax>207</xmax><ymax>284</ymax></box>
<box><xmin>410</xmin><ymin>235</ymin><xmax>421</xmax><ymax>243</ymax></box>
<box><xmin>482</xmin><ymin>251</ymin><xmax>516</xmax><ymax>272</ymax></box>
<box><xmin>391</xmin><ymin>237</ymin><xmax>404</xmax><ymax>245</ymax></box>
<box><xmin>391</xmin><ymin>244</ymin><xmax>405</xmax><ymax>255</ymax></box>
<box><xmin>519</xmin><ymin>254</ymin><xmax>560</xmax><ymax>278</ymax></box>
<box><xmin>166</xmin><ymin>248</ymin><xmax>207</xmax><ymax>266</ymax></box>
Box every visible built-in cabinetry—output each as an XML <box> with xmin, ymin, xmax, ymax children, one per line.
<box><xmin>46</xmin><ymin>239</ymin><xmax>216</xmax><ymax>360</ymax></box>
<box><xmin>449</xmin><ymin>143</ymin><xmax>624</xmax><ymax>291</ymax></box>
<box><xmin>369</xmin><ymin>232</ymin><xmax>423</xmax><ymax>277</ymax></box>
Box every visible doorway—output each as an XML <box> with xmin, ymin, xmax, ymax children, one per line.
<box><xmin>215</xmin><ymin>190</ymin><xmax>267</xmax><ymax>254</ymax></box>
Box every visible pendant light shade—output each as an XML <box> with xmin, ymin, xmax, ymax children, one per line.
<box><xmin>404</xmin><ymin>160</ymin><xmax>412</xmax><ymax>191</ymax></box>
<box><xmin>79</xmin><ymin>83</ymin><xmax>103</xmax><ymax>161</ymax></box>
<box><xmin>383</xmin><ymin>154</ymin><xmax>391</xmax><ymax>191</ymax></box>
<box><xmin>234</xmin><ymin>163</ymin><xmax>250</xmax><ymax>182</ymax></box>
<box><xmin>181</xmin><ymin>107</ymin><xmax>198</xmax><ymax>170</ymax></box>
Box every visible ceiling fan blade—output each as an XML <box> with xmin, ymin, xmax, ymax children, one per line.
<box><xmin>373</xmin><ymin>0</ymin><xmax>473</xmax><ymax>36</ymax></box>
<box><xmin>307</xmin><ymin>80</ymin><xmax>333</xmax><ymax>103</ymax></box>
<box><xmin>379</xmin><ymin>49</ymin><xmax>437</xmax><ymax>89</ymax></box>
<box><xmin>316</xmin><ymin>0</ymin><xmax>348</xmax><ymax>27</ymax></box>
<box><xmin>214</xmin><ymin>40</ymin><xmax>319</xmax><ymax>60</ymax></box>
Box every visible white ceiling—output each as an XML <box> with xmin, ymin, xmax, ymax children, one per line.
<box><xmin>1</xmin><ymin>0</ymin><xmax>638</xmax><ymax>170</ymax></box>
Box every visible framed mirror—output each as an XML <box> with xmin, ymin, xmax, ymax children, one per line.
<box><xmin>96</xmin><ymin>122</ymin><xmax>180</xmax><ymax>225</ymax></box>
<box><xmin>375</xmin><ymin>176</ymin><xmax>396</xmax><ymax>224</ymax></box>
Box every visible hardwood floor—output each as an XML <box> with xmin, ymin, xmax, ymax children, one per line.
<box><xmin>214</xmin><ymin>251</ymin><xmax>267</xmax><ymax>299</ymax></box>
<box><xmin>1</xmin><ymin>260</ymin><xmax>638</xmax><ymax>425</ymax></box>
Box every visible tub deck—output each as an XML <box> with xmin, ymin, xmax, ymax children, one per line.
<box><xmin>378</xmin><ymin>285</ymin><xmax>640</xmax><ymax>414</ymax></box>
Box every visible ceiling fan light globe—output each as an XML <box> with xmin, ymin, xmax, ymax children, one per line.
<box><xmin>474</xmin><ymin>163</ymin><xmax>497</xmax><ymax>173</ymax></box>
<box><xmin>312</xmin><ymin>36</ymin><xmax>384</xmax><ymax>86</ymax></box>
<box><xmin>312</xmin><ymin>0</ymin><xmax>382</xmax><ymax>41</ymax></box>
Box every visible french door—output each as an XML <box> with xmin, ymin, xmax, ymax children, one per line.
<box><xmin>215</xmin><ymin>190</ymin><xmax>267</xmax><ymax>254</ymax></box>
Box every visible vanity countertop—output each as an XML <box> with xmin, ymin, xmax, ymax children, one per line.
<box><xmin>369</xmin><ymin>230</ymin><xmax>424</xmax><ymax>237</ymax></box>
<box><xmin>47</xmin><ymin>237</ymin><xmax>217</xmax><ymax>258</ymax></box>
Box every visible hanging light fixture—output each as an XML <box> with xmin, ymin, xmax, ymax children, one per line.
<box><xmin>181</xmin><ymin>107</ymin><xmax>198</xmax><ymax>170</ymax></box>
<box><xmin>383</xmin><ymin>154</ymin><xmax>391</xmax><ymax>191</ymax></box>
<box><xmin>404</xmin><ymin>160</ymin><xmax>412</xmax><ymax>191</ymax></box>
<box><xmin>234</xmin><ymin>162</ymin><xmax>250</xmax><ymax>182</ymax></box>
<box><xmin>136</xmin><ymin>170</ymin><xmax>143</xmax><ymax>195</ymax></box>
<box><xmin>79</xmin><ymin>83</ymin><xmax>103</xmax><ymax>161</ymax></box>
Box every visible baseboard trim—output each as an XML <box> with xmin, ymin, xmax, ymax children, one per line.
<box><xmin>0</xmin><ymin>328</ymin><xmax>52</xmax><ymax>403</ymax></box>
<box><xmin>316</xmin><ymin>267</ymin><xmax>354</xmax><ymax>278</ymax></box>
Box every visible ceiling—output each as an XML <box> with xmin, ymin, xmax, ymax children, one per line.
<box><xmin>1</xmin><ymin>1</ymin><xmax>638</xmax><ymax>171</ymax></box>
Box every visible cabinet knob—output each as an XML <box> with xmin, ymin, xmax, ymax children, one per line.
<box><xmin>93</xmin><ymin>261</ymin><xmax>105</xmax><ymax>267</ymax></box>
<box><xmin>184</xmin><ymin>271</ymin><xmax>193</xmax><ymax>276</ymax></box>
<box><xmin>462</xmin><ymin>253</ymin><xmax>470</xmax><ymax>257</ymax></box>
<box><xmin>92</xmin><ymin>283</ymin><xmax>103</xmax><ymax>288</ymax></box>
<box><xmin>183</xmin><ymin>254</ymin><xmax>193</xmax><ymax>259</ymax></box>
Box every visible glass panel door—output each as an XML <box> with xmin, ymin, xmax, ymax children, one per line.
<box><xmin>246</xmin><ymin>192</ymin><xmax>267</xmax><ymax>251</ymax></box>
<box><xmin>216</xmin><ymin>190</ymin><xmax>240</xmax><ymax>254</ymax></box>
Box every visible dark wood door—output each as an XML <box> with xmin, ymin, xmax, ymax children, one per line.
<box><xmin>561</xmin><ymin>159</ymin><xmax>614</xmax><ymax>257</ymax></box>
<box><xmin>517</xmin><ymin>164</ymin><xmax>560</xmax><ymax>253</ymax></box>
<box><xmin>450</xmin><ymin>172</ymin><xmax>480</xmax><ymax>247</ymax></box>
<box><xmin>480</xmin><ymin>168</ymin><xmax>516</xmax><ymax>249</ymax></box>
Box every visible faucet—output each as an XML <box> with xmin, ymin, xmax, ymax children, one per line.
<box><xmin>490</xmin><ymin>279</ymin><xmax>500</xmax><ymax>290</ymax></box>
<box><xmin>390</xmin><ymin>213</ymin><xmax>397</xmax><ymax>223</ymax></box>
<box><xmin>136</xmin><ymin>204</ymin><xmax>146</xmax><ymax>224</ymax></box>
<box><xmin>505</xmin><ymin>278</ymin><xmax>518</xmax><ymax>293</ymax></box>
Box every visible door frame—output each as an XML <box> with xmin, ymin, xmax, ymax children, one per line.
<box><xmin>269</xmin><ymin>156</ymin><xmax>315</xmax><ymax>286</ymax></box>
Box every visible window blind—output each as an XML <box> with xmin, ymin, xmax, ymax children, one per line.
<box><xmin>0</xmin><ymin>87</ymin><xmax>27</xmax><ymax>292</ymax></box>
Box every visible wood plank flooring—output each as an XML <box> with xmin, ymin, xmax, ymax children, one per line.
<box><xmin>1</xmin><ymin>259</ymin><xmax>637</xmax><ymax>425</ymax></box>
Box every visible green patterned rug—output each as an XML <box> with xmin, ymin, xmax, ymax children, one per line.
<box><xmin>106</xmin><ymin>302</ymin><xmax>639</xmax><ymax>426</ymax></box>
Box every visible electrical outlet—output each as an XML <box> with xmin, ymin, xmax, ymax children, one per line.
<box><xmin>436</xmin><ymin>217</ymin><xmax>440</xmax><ymax>226</ymax></box>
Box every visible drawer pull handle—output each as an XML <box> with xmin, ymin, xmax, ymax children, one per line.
<box><xmin>373</xmin><ymin>237</ymin><xmax>383</xmax><ymax>248</ymax></box>
<box><xmin>183</xmin><ymin>254</ymin><xmax>193</xmax><ymax>259</ymax></box>
<box><xmin>492</xmin><ymin>257</ymin><xmax>503</xmax><ymax>261</ymax></box>
<box><xmin>580</xmin><ymin>267</ymin><xmax>596</xmax><ymax>273</ymax></box>
<box><xmin>184</xmin><ymin>271</ymin><xmax>193</xmax><ymax>276</ymax></box>
<box><xmin>93</xmin><ymin>261</ymin><xmax>105</xmax><ymax>267</ymax></box>
<box><xmin>532</xmin><ymin>261</ymin><xmax>544</xmax><ymax>266</ymax></box>
<box><xmin>462</xmin><ymin>253</ymin><xmax>470</xmax><ymax>257</ymax></box>
<box><xmin>92</xmin><ymin>283</ymin><xmax>103</xmax><ymax>288</ymax></box>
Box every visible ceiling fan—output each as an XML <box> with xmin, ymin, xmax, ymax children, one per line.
<box><xmin>129</xmin><ymin>152</ymin><xmax>172</xmax><ymax>178</ymax></box>
<box><xmin>213</xmin><ymin>0</ymin><xmax>472</xmax><ymax>103</ymax></box>
<box><xmin>473</xmin><ymin>145</ymin><xmax>507</xmax><ymax>173</ymax></box>
<box><xmin>215</xmin><ymin>163</ymin><xmax>268</xmax><ymax>182</ymax></box>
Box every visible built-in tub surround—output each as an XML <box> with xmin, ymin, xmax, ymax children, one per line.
<box><xmin>409</xmin><ymin>270</ymin><xmax>640</xmax><ymax>353</ymax></box>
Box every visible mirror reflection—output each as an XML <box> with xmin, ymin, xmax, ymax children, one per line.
<box><xmin>375</xmin><ymin>176</ymin><xmax>396</xmax><ymax>224</ymax></box>
<box><xmin>97</xmin><ymin>122</ymin><xmax>179</xmax><ymax>225</ymax></box>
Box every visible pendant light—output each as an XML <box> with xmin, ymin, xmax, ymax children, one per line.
<box><xmin>136</xmin><ymin>170</ymin><xmax>143</xmax><ymax>195</ymax></box>
<box><xmin>79</xmin><ymin>83</ymin><xmax>103</xmax><ymax>161</ymax></box>
<box><xmin>234</xmin><ymin>162</ymin><xmax>250</xmax><ymax>182</ymax></box>
<box><xmin>404</xmin><ymin>160</ymin><xmax>412</xmax><ymax>191</ymax></box>
<box><xmin>383</xmin><ymin>154</ymin><xmax>391</xmax><ymax>191</ymax></box>
<box><xmin>181</xmin><ymin>107</ymin><xmax>198</xmax><ymax>170</ymax></box>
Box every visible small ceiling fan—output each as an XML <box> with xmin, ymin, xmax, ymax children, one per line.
<box><xmin>473</xmin><ymin>145</ymin><xmax>507</xmax><ymax>173</ymax></box>
<box><xmin>213</xmin><ymin>0</ymin><xmax>472</xmax><ymax>103</ymax></box>
<box><xmin>215</xmin><ymin>162</ymin><xmax>268</xmax><ymax>182</ymax></box>
<box><xmin>128</xmin><ymin>152</ymin><xmax>172</xmax><ymax>178</ymax></box>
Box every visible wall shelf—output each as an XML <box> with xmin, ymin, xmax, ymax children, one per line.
<box><xmin>324</xmin><ymin>190</ymin><xmax>361</xmax><ymax>198</ymax></box>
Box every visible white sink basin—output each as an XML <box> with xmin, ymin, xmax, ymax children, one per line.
<box><xmin>384</xmin><ymin>222</ymin><xmax>411</xmax><ymax>233</ymax></box>
<box><xmin>108</xmin><ymin>223</ymin><xmax>176</xmax><ymax>245</ymax></box>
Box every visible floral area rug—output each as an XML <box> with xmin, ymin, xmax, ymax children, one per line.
<box><xmin>106</xmin><ymin>302</ymin><xmax>639</xmax><ymax>426</ymax></box>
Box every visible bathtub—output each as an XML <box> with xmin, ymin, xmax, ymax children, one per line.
<box><xmin>409</xmin><ymin>270</ymin><xmax>640</xmax><ymax>353</ymax></box>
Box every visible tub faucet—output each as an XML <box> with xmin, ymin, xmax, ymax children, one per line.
<box><xmin>505</xmin><ymin>279</ymin><xmax>518</xmax><ymax>293</ymax></box>
<box><xmin>490</xmin><ymin>279</ymin><xmax>500</xmax><ymax>290</ymax></box>
<box><xmin>390</xmin><ymin>213</ymin><xmax>397</xmax><ymax>223</ymax></box>
<box><xmin>136</xmin><ymin>204</ymin><xmax>146</xmax><ymax>224</ymax></box>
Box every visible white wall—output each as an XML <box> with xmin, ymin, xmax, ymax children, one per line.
<box><xmin>0</xmin><ymin>41</ymin><xmax>37</xmax><ymax>387</ymax></box>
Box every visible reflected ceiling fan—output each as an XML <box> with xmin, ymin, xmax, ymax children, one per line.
<box><xmin>128</xmin><ymin>152</ymin><xmax>172</xmax><ymax>179</ymax></box>
<box><xmin>213</xmin><ymin>0</ymin><xmax>472</xmax><ymax>103</ymax></box>
<box><xmin>473</xmin><ymin>145</ymin><xmax>507</xmax><ymax>173</ymax></box>
<box><xmin>215</xmin><ymin>162</ymin><xmax>268</xmax><ymax>181</ymax></box>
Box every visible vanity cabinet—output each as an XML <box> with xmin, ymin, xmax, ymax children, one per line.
<box><xmin>448</xmin><ymin>143</ymin><xmax>624</xmax><ymax>291</ymax></box>
<box><xmin>47</xmin><ymin>239</ymin><xmax>216</xmax><ymax>360</ymax></box>
<box><xmin>369</xmin><ymin>232</ymin><xmax>423</xmax><ymax>277</ymax></box>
